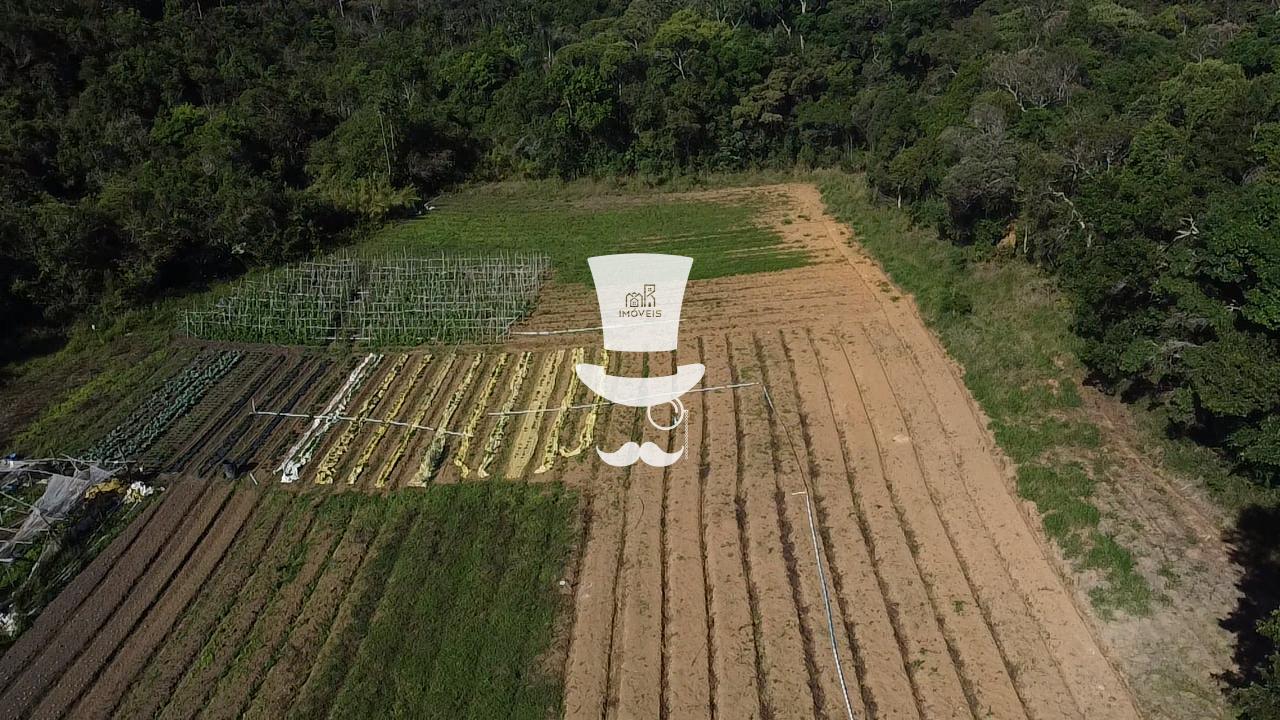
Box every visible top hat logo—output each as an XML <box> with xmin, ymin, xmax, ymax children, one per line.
<box><xmin>576</xmin><ymin>254</ymin><xmax>704</xmax><ymax>466</ymax></box>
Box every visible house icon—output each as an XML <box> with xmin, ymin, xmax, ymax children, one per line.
<box><xmin>625</xmin><ymin>284</ymin><xmax>657</xmax><ymax>308</ymax></box>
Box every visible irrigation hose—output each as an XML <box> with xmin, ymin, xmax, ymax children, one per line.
<box><xmin>761</xmin><ymin>384</ymin><xmax>858</xmax><ymax>720</ymax></box>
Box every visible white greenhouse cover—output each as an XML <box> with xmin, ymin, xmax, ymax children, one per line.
<box><xmin>0</xmin><ymin>459</ymin><xmax>122</xmax><ymax>562</ymax></box>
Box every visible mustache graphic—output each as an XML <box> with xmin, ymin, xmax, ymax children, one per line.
<box><xmin>596</xmin><ymin>442</ymin><xmax>686</xmax><ymax>467</ymax></box>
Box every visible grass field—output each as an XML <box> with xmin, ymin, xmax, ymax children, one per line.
<box><xmin>366</xmin><ymin>184</ymin><xmax>808</xmax><ymax>283</ymax></box>
<box><xmin>325</xmin><ymin>485</ymin><xmax>574</xmax><ymax>719</ymax></box>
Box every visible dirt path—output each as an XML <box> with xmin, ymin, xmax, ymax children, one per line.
<box><xmin>562</xmin><ymin>356</ymin><xmax>639</xmax><ymax>720</ymax></box>
<box><xmin>662</xmin><ymin>343</ymin><xmax>713</xmax><ymax>718</ymax></box>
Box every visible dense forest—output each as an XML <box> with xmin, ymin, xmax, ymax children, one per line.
<box><xmin>2</xmin><ymin>0</ymin><xmax>1279</xmax><ymax>705</ymax></box>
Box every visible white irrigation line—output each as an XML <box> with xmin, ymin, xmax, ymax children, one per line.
<box><xmin>485</xmin><ymin>382</ymin><xmax>758</xmax><ymax>417</ymax></box>
<box><xmin>763</xmin><ymin>385</ymin><xmax>858</xmax><ymax>720</ymax></box>
<box><xmin>250</xmin><ymin>403</ymin><xmax>473</xmax><ymax>438</ymax></box>
<box><xmin>276</xmin><ymin>353</ymin><xmax>382</xmax><ymax>483</ymax></box>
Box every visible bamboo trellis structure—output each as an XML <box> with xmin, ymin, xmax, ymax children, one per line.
<box><xmin>182</xmin><ymin>252</ymin><xmax>550</xmax><ymax>346</ymax></box>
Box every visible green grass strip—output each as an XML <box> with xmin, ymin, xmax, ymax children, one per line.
<box><xmin>327</xmin><ymin>484</ymin><xmax>575</xmax><ymax>719</ymax></box>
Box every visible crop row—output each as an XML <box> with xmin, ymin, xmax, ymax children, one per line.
<box><xmin>314</xmin><ymin>355</ymin><xmax>407</xmax><ymax>485</ymax></box>
<box><xmin>347</xmin><ymin>355</ymin><xmax>430</xmax><ymax>486</ymax></box>
<box><xmin>453</xmin><ymin>354</ymin><xmax>512</xmax><ymax>479</ymax></box>
<box><xmin>279</xmin><ymin>354</ymin><xmax>383</xmax><ymax>483</ymax></box>
<box><xmin>505</xmin><ymin>349</ymin><xmax>565</xmax><ymax>477</ymax></box>
<box><xmin>88</xmin><ymin>351</ymin><xmax>242</xmax><ymax>462</ymax></box>
<box><xmin>165</xmin><ymin>353</ymin><xmax>285</xmax><ymax>471</ymax></box>
<box><xmin>558</xmin><ymin>348</ymin><xmax>609</xmax><ymax>460</ymax></box>
<box><xmin>373</xmin><ymin>354</ymin><xmax>455</xmax><ymax>488</ymax></box>
<box><xmin>534</xmin><ymin>348</ymin><xmax>587</xmax><ymax>474</ymax></box>
<box><xmin>476</xmin><ymin>351</ymin><xmax>533</xmax><ymax>479</ymax></box>
<box><xmin>413</xmin><ymin>354</ymin><xmax>483</xmax><ymax>485</ymax></box>
<box><xmin>193</xmin><ymin>356</ymin><xmax>296</xmax><ymax>475</ymax></box>
<box><xmin>240</xmin><ymin>359</ymin><xmax>334</xmax><ymax>468</ymax></box>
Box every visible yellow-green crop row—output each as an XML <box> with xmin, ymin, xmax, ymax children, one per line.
<box><xmin>374</xmin><ymin>354</ymin><xmax>455</xmax><ymax>488</ymax></box>
<box><xmin>503</xmin><ymin>349</ymin><xmax>565</xmax><ymax>478</ymax></box>
<box><xmin>346</xmin><ymin>354</ymin><xmax>430</xmax><ymax>486</ymax></box>
<box><xmin>477</xmin><ymin>351</ymin><xmax>534</xmax><ymax>479</ymax></box>
<box><xmin>314</xmin><ymin>354</ymin><xmax>407</xmax><ymax>484</ymax></box>
<box><xmin>559</xmin><ymin>348</ymin><xmax>609</xmax><ymax>458</ymax></box>
<box><xmin>413</xmin><ymin>353</ymin><xmax>483</xmax><ymax>485</ymax></box>
<box><xmin>454</xmin><ymin>353</ymin><xmax>515</xmax><ymax>479</ymax></box>
<box><xmin>534</xmin><ymin>347</ymin><xmax>586</xmax><ymax>474</ymax></box>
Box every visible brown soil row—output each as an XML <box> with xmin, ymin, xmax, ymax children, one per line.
<box><xmin>240</xmin><ymin>356</ymin><xmax>345</xmax><ymax>475</ymax></box>
<box><xmin>698</xmin><ymin>334</ymin><xmax>763</xmax><ymax>720</ymax></box>
<box><xmin>661</xmin><ymin>344</ymin><xmax>712</xmax><ymax>719</ymax></box>
<box><xmin>726</xmin><ymin>335</ymin><xmax>817</xmax><ymax>720</ymax></box>
<box><xmin>30</xmin><ymin>480</ymin><xmax>237</xmax><ymax>719</ymax></box>
<box><xmin>561</xmin><ymin>355</ymin><xmax>640</xmax><ymax>720</ymax></box>
<box><xmin>608</xmin><ymin>351</ymin><xmax>672</xmax><ymax>719</ymax></box>
<box><xmin>160</xmin><ymin>353</ymin><xmax>289</xmax><ymax>473</ymax></box>
<box><xmin>557</xmin><ymin>323</ymin><xmax>1139</xmax><ymax>720</ymax></box>
<box><xmin>153</xmin><ymin>502</ymin><xmax>321</xmax><ymax>720</ymax></box>
<box><xmin>68</xmin><ymin>484</ymin><xmax>263</xmax><ymax>720</ymax></box>
<box><xmin>809</xmin><ymin>178</ymin><xmax>1138</xmax><ymax>718</ymax></box>
<box><xmin>240</xmin><ymin>497</ymin><xmax>381</xmax><ymax>717</ymax></box>
<box><xmin>112</xmin><ymin>490</ymin><xmax>292</xmax><ymax>719</ymax></box>
<box><xmin>0</xmin><ymin>491</ymin><xmax>166</xmax><ymax>691</ymax></box>
<box><xmin>283</xmin><ymin>498</ymin><xmax>417</xmax><ymax>720</ymax></box>
<box><xmin>754</xmin><ymin>331</ymin><xmax>866</xmax><ymax>720</ymax></box>
<box><xmin>0</xmin><ymin>478</ymin><xmax>208</xmax><ymax>719</ymax></box>
<box><xmin>184</xmin><ymin>354</ymin><xmax>305</xmax><ymax>476</ymax></box>
<box><xmin>196</xmin><ymin>498</ymin><xmax>352</xmax><ymax>720</ymax></box>
<box><xmin>780</xmin><ymin>328</ymin><xmax>919</xmax><ymax>720</ymax></box>
<box><xmin>143</xmin><ymin>352</ymin><xmax>278</xmax><ymax>469</ymax></box>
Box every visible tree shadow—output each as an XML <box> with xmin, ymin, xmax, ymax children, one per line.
<box><xmin>1220</xmin><ymin>503</ymin><xmax>1280</xmax><ymax>690</ymax></box>
<box><xmin>0</xmin><ymin>327</ymin><xmax>67</xmax><ymax>385</ymax></box>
